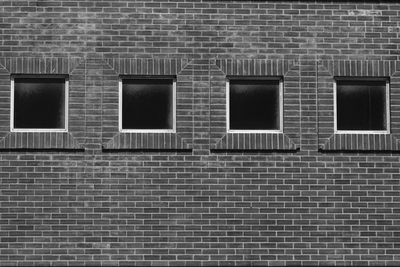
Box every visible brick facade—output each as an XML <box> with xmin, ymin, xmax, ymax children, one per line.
<box><xmin>1</xmin><ymin>1</ymin><xmax>400</xmax><ymax>265</ymax></box>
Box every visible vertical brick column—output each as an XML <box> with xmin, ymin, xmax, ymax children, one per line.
<box><xmin>189</xmin><ymin>59</ymin><xmax>211</xmax><ymax>154</ymax></box>
<box><xmin>84</xmin><ymin>57</ymin><xmax>104</xmax><ymax>153</ymax></box>
<box><xmin>300</xmin><ymin>56</ymin><xmax>318</xmax><ymax>152</ymax></box>
<box><xmin>0</xmin><ymin>65</ymin><xmax>10</xmax><ymax>139</ymax></box>
<box><xmin>81</xmin><ymin>57</ymin><xmax>105</xmax><ymax>218</ymax></box>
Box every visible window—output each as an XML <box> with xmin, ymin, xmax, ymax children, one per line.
<box><xmin>119</xmin><ymin>77</ymin><xmax>176</xmax><ymax>133</ymax></box>
<box><xmin>335</xmin><ymin>78</ymin><xmax>390</xmax><ymax>133</ymax></box>
<box><xmin>11</xmin><ymin>75</ymin><xmax>68</xmax><ymax>132</ymax></box>
<box><xmin>227</xmin><ymin>77</ymin><xmax>283</xmax><ymax>133</ymax></box>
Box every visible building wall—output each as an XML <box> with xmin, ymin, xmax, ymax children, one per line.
<box><xmin>1</xmin><ymin>1</ymin><xmax>400</xmax><ymax>265</ymax></box>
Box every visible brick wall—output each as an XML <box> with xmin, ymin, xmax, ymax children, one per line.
<box><xmin>1</xmin><ymin>1</ymin><xmax>400</xmax><ymax>265</ymax></box>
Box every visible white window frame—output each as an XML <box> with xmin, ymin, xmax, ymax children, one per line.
<box><xmin>226</xmin><ymin>77</ymin><xmax>284</xmax><ymax>134</ymax></box>
<box><xmin>334</xmin><ymin>77</ymin><xmax>390</xmax><ymax>134</ymax></box>
<box><xmin>119</xmin><ymin>76</ymin><xmax>176</xmax><ymax>133</ymax></box>
<box><xmin>10</xmin><ymin>75</ymin><xmax>69</xmax><ymax>133</ymax></box>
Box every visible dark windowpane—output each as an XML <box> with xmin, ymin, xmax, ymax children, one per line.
<box><xmin>230</xmin><ymin>79</ymin><xmax>280</xmax><ymax>130</ymax></box>
<box><xmin>337</xmin><ymin>80</ymin><xmax>387</xmax><ymax>131</ymax></box>
<box><xmin>14</xmin><ymin>78</ymin><xmax>66</xmax><ymax>129</ymax></box>
<box><xmin>122</xmin><ymin>79</ymin><xmax>173</xmax><ymax>130</ymax></box>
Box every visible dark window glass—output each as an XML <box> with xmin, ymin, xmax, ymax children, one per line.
<box><xmin>337</xmin><ymin>80</ymin><xmax>387</xmax><ymax>131</ymax></box>
<box><xmin>13</xmin><ymin>78</ymin><xmax>66</xmax><ymax>129</ymax></box>
<box><xmin>229</xmin><ymin>79</ymin><xmax>280</xmax><ymax>130</ymax></box>
<box><xmin>122</xmin><ymin>79</ymin><xmax>173</xmax><ymax>130</ymax></box>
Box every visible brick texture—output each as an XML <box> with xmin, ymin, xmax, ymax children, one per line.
<box><xmin>1</xmin><ymin>1</ymin><xmax>400</xmax><ymax>266</ymax></box>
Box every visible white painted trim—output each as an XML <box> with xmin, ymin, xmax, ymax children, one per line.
<box><xmin>279</xmin><ymin>79</ymin><xmax>284</xmax><ymax>132</ymax></box>
<box><xmin>227</xmin><ymin>129</ymin><xmax>283</xmax><ymax>134</ymax></box>
<box><xmin>10</xmin><ymin>77</ymin><xmax>14</xmax><ymax>132</ymax></box>
<box><xmin>65</xmin><ymin>78</ymin><xmax>69</xmax><ymax>132</ymax></box>
<box><xmin>119</xmin><ymin>77</ymin><xmax>176</xmax><ymax>133</ymax></box>
<box><xmin>386</xmin><ymin>79</ymin><xmax>390</xmax><ymax>133</ymax></box>
<box><xmin>172</xmin><ymin>79</ymin><xmax>176</xmax><ymax>133</ymax></box>
<box><xmin>120</xmin><ymin>129</ymin><xmax>176</xmax><ymax>133</ymax></box>
<box><xmin>10</xmin><ymin>75</ymin><xmax>68</xmax><ymax>133</ymax></box>
<box><xmin>226</xmin><ymin>79</ymin><xmax>230</xmax><ymax>132</ymax></box>
<box><xmin>118</xmin><ymin>76</ymin><xmax>123</xmax><ymax>132</ymax></box>
<box><xmin>226</xmin><ymin>78</ymin><xmax>284</xmax><ymax>133</ymax></box>
<box><xmin>11</xmin><ymin>128</ymin><xmax>68</xmax><ymax>133</ymax></box>
<box><xmin>334</xmin><ymin>78</ymin><xmax>390</xmax><ymax>134</ymax></box>
<box><xmin>334</xmin><ymin>130</ymin><xmax>390</xmax><ymax>134</ymax></box>
<box><xmin>333</xmin><ymin>81</ymin><xmax>337</xmax><ymax>133</ymax></box>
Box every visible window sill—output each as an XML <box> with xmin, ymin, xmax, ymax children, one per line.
<box><xmin>320</xmin><ymin>133</ymin><xmax>400</xmax><ymax>151</ymax></box>
<box><xmin>0</xmin><ymin>132</ymin><xmax>83</xmax><ymax>150</ymax></box>
<box><xmin>211</xmin><ymin>132</ymin><xmax>298</xmax><ymax>151</ymax></box>
<box><xmin>103</xmin><ymin>132</ymin><xmax>191</xmax><ymax>150</ymax></box>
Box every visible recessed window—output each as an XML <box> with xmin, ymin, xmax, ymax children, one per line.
<box><xmin>335</xmin><ymin>78</ymin><xmax>390</xmax><ymax>133</ymax></box>
<box><xmin>119</xmin><ymin>77</ymin><xmax>176</xmax><ymax>132</ymax></box>
<box><xmin>227</xmin><ymin>77</ymin><xmax>283</xmax><ymax>132</ymax></box>
<box><xmin>11</xmin><ymin>75</ymin><xmax>68</xmax><ymax>132</ymax></box>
